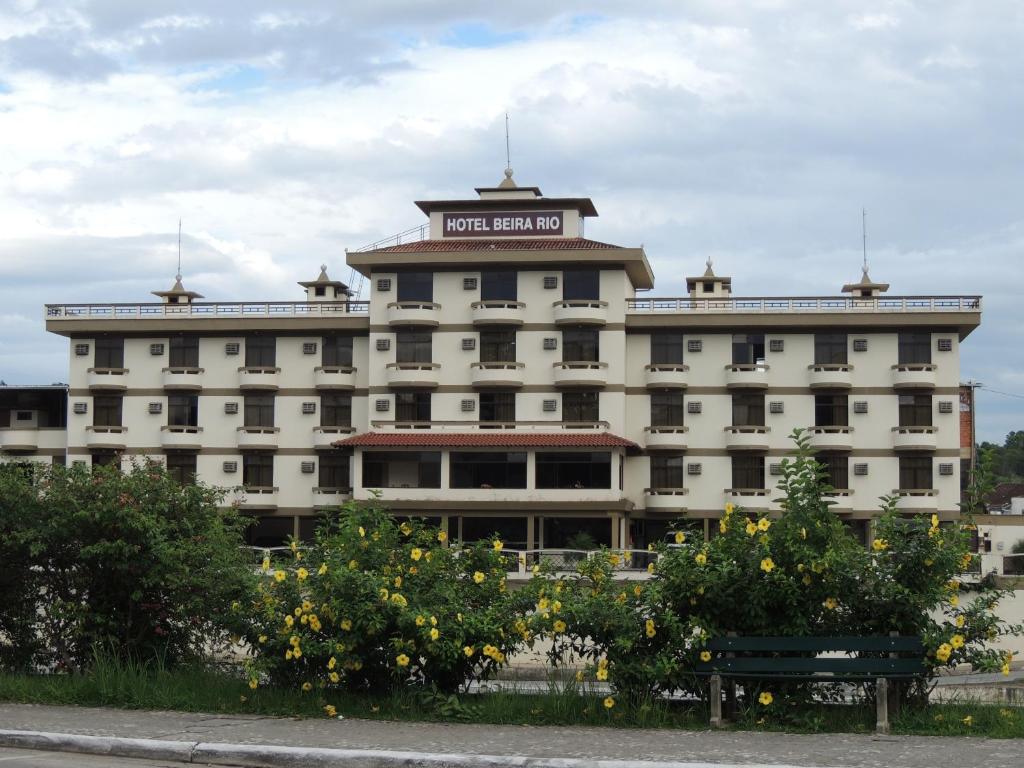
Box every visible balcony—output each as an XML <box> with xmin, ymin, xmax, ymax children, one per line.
<box><xmin>823</xmin><ymin>489</ymin><xmax>853</xmax><ymax>514</ymax></box>
<box><xmin>85</xmin><ymin>425</ymin><xmax>127</xmax><ymax>450</ymax></box>
<box><xmin>725</xmin><ymin>488</ymin><xmax>771</xmax><ymax>509</ymax></box>
<box><xmin>386</xmin><ymin>301</ymin><xmax>441</xmax><ymax>327</ymax></box>
<box><xmin>471</xmin><ymin>361</ymin><xmax>525</xmax><ymax>388</ymax></box>
<box><xmin>238</xmin><ymin>367</ymin><xmax>280</xmax><ymax>390</ymax></box>
<box><xmin>725</xmin><ymin>363</ymin><xmax>769</xmax><ymax>389</ymax></box>
<box><xmin>724</xmin><ymin>426</ymin><xmax>770</xmax><ymax>451</ymax></box>
<box><xmin>643</xmin><ymin>426</ymin><xmax>689</xmax><ymax>451</ymax></box>
<box><xmin>238</xmin><ymin>487</ymin><xmax>279</xmax><ymax>509</ymax></box>
<box><xmin>386</xmin><ymin>362</ymin><xmax>440</xmax><ymax>388</ymax></box>
<box><xmin>471</xmin><ymin>300</ymin><xmax>526</xmax><ymax>326</ymax></box>
<box><xmin>644</xmin><ymin>364</ymin><xmax>689</xmax><ymax>389</ymax></box>
<box><xmin>314</xmin><ymin>366</ymin><xmax>357</xmax><ymax>390</ymax></box>
<box><xmin>160</xmin><ymin>426</ymin><xmax>203</xmax><ymax>450</ymax></box>
<box><xmin>162</xmin><ymin>367</ymin><xmax>204</xmax><ymax>390</ymax></box>
<box><xmin>236</xmin><ymin>426</ymin><xmax>280</xmax><ymax>450</ymax></box>
<box><xmin>807</xmin><ymin>426</ymin><xmax>853</xmax><ymax>451</ymax></box>
<box><xmin>892</xmin><ymin>364</ymin><xmax>936</xmax><ymax>389</ymax></box>
<box><xmin>313</xmin><ymin>487</ymin><xmax>353</xmax><ymax>508</ymax></box>
<box><xmin>893</xmin><ymin>489</ymin><xmax>938</xmax><ymax>512</ymax></box>
<box><xmin>644</xmin><ymin>488</ymin><xmax>689</xmax><ymax>512</ymax></box>
<box><xmin>313</xmin><ymin>426</ymin><xmax>356</xmax><ymax>450</ymax></box>
<box><xmin>808</xmin><ymin>364</ymin><xmax>852</xmax><ymax>389</ymax></box>
<box><xmin>87</xmin><ymin>368</ymin><xmax>129</xmax><ymax>391</ymax></box>
<box><xmin>892</xmin><ymin>426</ymin><xmax>937</xmax><ymax>451</ymax></box>
<box><xmin>552</xmin><ymin>361</ymin><xmax>608</xmax><ymax>388</ymax></box>
<box><xmin>0</xmin><ymin>428</ymin><xmax>38</xmax><ymax>452</ymax></box>
<box><xmin>552</xmin><ymin>300</ymin><xmax>608</xmax><ymax>326</ymax></box>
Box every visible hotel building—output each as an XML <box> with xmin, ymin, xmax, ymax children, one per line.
<box><xmin>39</xmin><ymin>171</ymin><xmax>981</xmax><ymax>550</ymax></box>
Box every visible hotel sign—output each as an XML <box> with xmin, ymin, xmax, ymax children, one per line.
<box><xmin>442</xmin><ymin>211</ymin><xmax>563</xmax><ymax>238</ymax></box>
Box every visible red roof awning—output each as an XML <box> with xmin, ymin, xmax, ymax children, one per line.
<box><xmin>369</xmin><ymin>237</ymin><xmax>623</xmax><ymax>253</ymax></box>
<box><xmin>333</xmin><ymin>432</ymin><xmax>637</xmax><ymax>449</ymax></box>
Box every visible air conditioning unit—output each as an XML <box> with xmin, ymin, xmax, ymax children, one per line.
<box><xmin>150</xmin><ymin>343</ymin><xmax>165</xmax><ymax>356</ymax></box>
<box><xmin>302</xmin><ymin>342</ymin><xmax>317</xmax><ymax>355</ymax></box>
<box><xmin>375</xmin><ymin>399</ymin><xmax>390</xmax><ymax>412</ymax></box>
<box><xmin>302</xmin><ymin>402</ymin><xmax>316</xmax><ymax>415</ymax></box>
<box><xmin>939</xmin><ymin>463</ymin><xmax>954</xmax><ymax>476</ymax></box>
<box><xmin>938</xmin><ymin>401</ymin><xmax>954</xmax><ymax>414</ymax></box>
<box><xmin>542</xmin><ymin>399</ymin><xmax>558</xmax><ymax>412</ymax></box>
<box><xmin>769</xmin><ymin>339</ymin><xmax>784</xmax><ymax>353</ymax></box>
<box><xmin>543</xmin><ymin>337</ymin><xmax>557</xmax><ymax>350</ymax></box>
<box><xmin>937</xmin><ymin>338</ymin><xmax>953</xmax><ymax>352</ymax></box>
<box><xmin>687</xmin><ymin>401</ymin><xmax>702</xmax><ymax>414</ymax></box>
<box><xmin>852</xmin><ymin>339</ymin><xmax>868</xmax><ymax>352</ymax></box>
<box><xmin>461</xmin><ymin>338</ymin><xmax>476</xmax><ymax>351</ymax></box>
<box><xmin>73</xmin><ymin>402</ymin><xmax>88</xmax><ymax>414</ymax></box>
<box><xmin>769</xmin><ymin>401</ymin><xmax>784</xmax><ymax>414</ymax></box>
<box><xmin>853</xmin><ymin>401</ymin><xmax>868</xmax><ymax>414</ymax></box>
<box><xmin>463</xmin><ymin>277</ymin><xmax>478</xmax><ymax>290</ymax></box>
<box><xmin>301</xmin><ymin>461</ymin><xmax>316</xmax><ymax>474</ymax></box>
<box><xmin>376</xmin><ymin>338</ymin><xmax>391</xmax><ymax>352</ymax></box>
<box><xmin>460</xmin><ymin>399</ymin><xmax>475</xmax><ymax>412</ymax></box>
<box><xmin>770</xmin><ymin>463</ymin><xmax>783</xmax><ymax>476</ymax></box>
<box><xmin>74</xmin><ymin>343</ymin><xmax>89</xmax><ymax>356</ymax></box>
<box><xmin>148</xmin><ymin>402</ymin><xmax>163</xmax><ymax>414</ymax></box>
<box><xmin>376</xmin><ymin>278</ymin><xmax>392</xmax><ymax>292</ymax></box>
<box><xmin>225</xmin><ymin>342</ymin><xmax>240</xmax><ymax>355</ymax></box>
<box><xmin>853</xmin><ymin>463</ymin><xmax>869</xmax><ymax>476</ymax></box>
<box><xmin>543</xmin><ymin>276</ymin><xmax>558</xmax><ymax>289</ymax></box>
<box><xmin>687</xmin><ymin>339</ymin><xmax>703</xmax><ymax>353</ymax></box>
<box><xmin>224</xmin><ymin>402</ymin><xmax>239</xmax><ymax>415</ymax></box>
<box><xmin>687</xmin><ymin>463</ymin><xmax>702</xmax><ymax>475</ymax></box>
<box><xmin>223</xmin><ymin>461</ymin><xmax>238</xmax><ymax>473</ymax></box>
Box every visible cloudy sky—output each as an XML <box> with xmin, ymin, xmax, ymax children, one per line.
<box><xmin>1</xmin><ymin>0</ymin><xmax>1022</xmax><ymax>442</ymax></box>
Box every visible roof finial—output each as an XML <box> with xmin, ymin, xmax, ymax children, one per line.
<box><xmin>703</xmin><ymin>257</ymin><xmax>715</xmax><ymax>277</ymax></box>
<box><xmin>862</xmin><ymin>207</ymin><xmax>868</xmax><ymax>277</ymax></box>
<box><xmin>176</xmin><ymin>218</ymin><xmax>183</xmax><ymax>282</ymax></box>
<box><xmin>505</xmin><ymin>112</ymin><xmax>512</xmax><ymax>176</ymax></box>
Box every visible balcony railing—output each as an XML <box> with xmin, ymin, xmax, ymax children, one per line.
<box><xmin>369</xmin><ymin>420</ymin><xmax>611</xmax><ymax>431</ymax></box>
<box><xmin>626</xmin><ymin>296</ymin><xmax>982</xmax><ymax>313</ymax></box>
<box><xmin>45</xmin><ymin>300</ymin><xmax>369</xmax><ymax>320</ymax></box>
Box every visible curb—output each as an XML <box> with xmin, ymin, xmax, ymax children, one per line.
<box><xmin>0</xmin><ymin>728</ymin><xmax>815</xmax><ymax>768</ymax></box>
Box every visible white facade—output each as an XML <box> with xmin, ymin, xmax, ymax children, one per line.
<box><xmin>39</xmin><ymin>173</ymin><xmax>982</xmax><ymax>548</ymax></box>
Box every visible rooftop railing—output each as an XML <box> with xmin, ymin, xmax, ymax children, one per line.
<box><xmin>45</xmin><ymin>301</ymin><xmax>370</xmax><ymax>320</ymax></box>
<box><xmin>626</xmin><ymin>296</ymin><xmax>982</xmax><ymax>313</ymax></box>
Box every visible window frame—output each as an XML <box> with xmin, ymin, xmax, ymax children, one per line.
<box><xmin>731</xmin><ymin>455</ymin><xmax>765</xmax><ymax>489</ymax></box>
<box><xmin>396</xmin><ymin>271</ymin><xmax>433</xmax><ymax>303</ymax></box>
<box><xmin>449</xmin><ymin>451</ymin><xmax>527</xmax><ymax>489</ymax></box>
<box><xmin>243</xmin><ymin>453</ymin><xmax>274</xmax><ymax>488</ymax></box>
<box><xmin>94</xmin><ymin>336</ymin><xmax>124</xmax><ymax>369</ymax></box>
<box><xmin>480</xmin><ymin>270</ymin><xmax>517</xmax><ymax>301</ymax></box>
<box><xmin>731</xmin><ymin>393</ymin><xmax>765</xmax><ymax>426</ymax></box>
<box><xmin>396</xmin><ymin>330</ymin><xmax>433</xmax><ymax>363</ymax></box>
<box><xmin>168</xmin><ymin>335</ymin><xmax>199</xmax><ymax>368</ymax></box>
<box><xmin>167</xmin><ymin>394</ymin><xmax>199</xmax><ymax>427</ymax></box>
<box><xmin>650</xmin><ymin>333</ymin><xmax>685</xmax><ymax>365</ymax></box>
<box><xmin>562</xmin><ymin>269</ymin><xmax>600</xmax><ymax>301</ymax></box>
<box><xmin>322</xmin><ymin>334</ymin><xmax>354</xmax><ymax>367</ymax></box>
<box><xmin>562</xmin><ymin>391</ymin><xmax>599</xmax><ymax>422</ymax></box>
<box><xmin>814</xmin><ymin>333</ymin><xmax>848</xmax><ymax>365</ymax></box>
<box><xmin>562</xmin><ymin>328</ymin><xmax>599</xmax><ymax>362</ymax></box>
<box><xmin>320</xmin><ymin>393</ymin><xmax>352</xmax><ymax>428</ymax></box>
<box><xmin>650</xmin><ymin>392</ymin><xmax>685</xmax><ymax>427</ymax></box>
<box><xmin>245</xmin><ymin>336</ymin><xmax>276</xmax><ymax>367</ymax></box>
<box><xmin>479</xmin><ymin>329</ymin><xmax>516</xmax><ymax>362</ymax></box>
<box><xmin>898</xmin><ymin>332</ymin><xmax>932</xmax><ymax>365</ymax></box>
<box><xmin>243</xmin><ymin>395</ymin><xmax>275</xmax><ymax>428</ymax></box>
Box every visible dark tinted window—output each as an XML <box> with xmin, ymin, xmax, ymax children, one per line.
<box><xmin>396</xmin><ymin>330</ymin><xmax>432</xmax><ymax>363</ymax></box>
<box><xmin>536</xmin><ymin>452</ymin><xmax>611</xmax><ymax>489</ymax></box>
<box><xmin>322</xmin><ymin>335</ymin><xmax>353</xmax><ymax>367</ymax></box>
<box><xmin>651</xmin><ymin>333</ymin><xmax>684</xmax><ymax>365</ymax></box>
<box><xmin>814</xmin><ymin>333</ymin><xmax>847</xmax><ymax>365</ymax></box>
<box><xmin>395</xmin><ymin>392</ymin><xmax>431</xmax><ymax>422</ymax></box>
<box><xmin>166</xmin><ymin>452</ymin><xmax>197</xmax><ymax>484</ymax></box>
<box><xmin>480</xmin><ymin>330</ymin><xmax>516</xmax><ymax>362</ymax></box>
<box><xmin>244</xmin><ymin>395</ymin><xmax>274</xmax><ymax>427</ymax></box>
<box><xmin>479</xmin><ymin>392</ymin><xmax>515</xmax><ymax>423</ymax></box>
<box><xmin>168</xmin><ymin>394</ymin><xmax>198</xmax><ymax>427</ymax></box>
<box><xmin>243</xmin><ymin>453</ymin><xmax>274</xmax><ymax>487</ymax></box>
<box><xmin>650</xmin><ymin>392</ymin><xmax>685</xmax><ymax>426</ymax></box>
<box><xmin>562</xmin><ymin>391</ymin><xmax>599</xmax><ymax>422</ymax></box>
<box><xmin>362</xmin><ymin>451</ymin><xmax>441</xmax><ymax>488</ymax></box>
<box><xmin>480</xmin><ymin>270</ymin><xmax>517</xmax><ymax>301</ymax></box>
<box><xmin>898</xmin><ymin>333</ymin><xmax>931</xmax><ymax>365</ymax></box>
<box><xmin>95</xmin><ymin>337</ymin><xmax>124</xmax><ymax>368</ymax></box>
<box><xmin>731</xmin><ymin>455</ymin><xmax>765</xmax><ymax>489</ymax></box>
<box><xmin>817</xmin><ymin>453</ymin><xmax>848</xmax><ymax>489</ymax></box>
<box><xmin>732</xmin><ymin>333</ymin><xmax>765</xmax><ymax>365</ymax></box>
<box><xmin>814</xmin><ymin>394</ymin><xmax>848</xmax><ymax>427</ymax></box>
<box><xmin>169</xmin><ymin>335</ymin><xmax>199</xmax><ymax>367</ymax></box>
<box><xmin>450</xmin><ymin>452</ymin><xmax>527</xmax><ymax>489</ymax></box>
<box><xmin>562</xmin><ymin>329</ymin><xmax>599</xmax><ymax>361</ymax></box>
<box><xmin>318</xmin><ymin>453</ymin><xmax>350</xmax><ymax>489</ymax></box>
<box><xmin>898</xmin><ymin>394</ymin><xmax>932</xmax><ymax>427</ymax></box>
<box><xmin>650</xmin><ymin>454</ymin><xmax>684</xmax><ymax>488</ymax></box>
<box><xmin>245</xmin><ymin>336</ymin><xmax>276</xmax><ymax>367</ymax></box>
<box><xmin>731</xmin><ymin>393</ymin><xmax>764</xmax><ymax>426</ymax></box>
<box><xmin>397</xmin><ymin>272</ymin><xmax>433</xmax><ymax>302</ymax></box>
<box><xmin>93</xmin><ymin>396</ymin><xmax>122</xmax><ymax>427</ymax></box>
<box><xmin>562</xmin><ymin>269</ymin><xmax>600</xmax><ymax>300</ymax></box>
<box><xmin>899</xmin><ymin>456</ymin><xmax>932</xmax><ymax>489</ymax></box>
<box><xmin>321</xmin><ymin>394</ymin><xmax>352</xmax><ymax>427</ymax></box>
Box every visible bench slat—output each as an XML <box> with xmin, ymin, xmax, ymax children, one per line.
<box><xmin>706</xmin><ymin>636</ymin><xmax>924</xmax><ymax>653</ymax></box>
<box><xmin>697</xmin><ymin>657</ymin><xmax>926</xmax><ymax>675</ymax></box>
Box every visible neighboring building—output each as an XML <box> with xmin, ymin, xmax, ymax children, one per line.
<box><xmin>985</xmin><ymin>483</ymin><xmax>1024</xmax><ymax>515</ymax></box>
<box><xmin>0</xmin><ymin>384</ymin><xmax>68</xmax><ymax>465</ymax></box>
<box><xmin>44</xmin><ymin>171</ymin><xmax>982</xmax><ymax>548</ymax></box>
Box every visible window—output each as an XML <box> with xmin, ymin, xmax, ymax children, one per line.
<box><xmin>650</xmin><ymin>333</ymin><xmax>684</xmax><ymax>365</ymax></box>
<box><xmin>899</xmin><ymin>456</ymin><xmax>933</xmax><ymax>490</ymax></box>
<box><xmin>650</xmin><ymin>392</ymin><xmax>685</xmax><ymax>427</ymax></box>
<box><xmin>650</xmin><ymin>454</ymin><xmax>685</xmax><ymax>488</ymax></box>
<box><xmin>166</xmin><ymin>453</ymin><xmax>197</xmax><ymax>484</ymax></box>
<box><xmin>562</xmin><ymin>269</ymin><xmax>600</xmax><ymax>300</ymax></box>
<box><xmin>396</xmin><ymin>330</ymin><xmax>432</xmax><ymax>363</ymax></box>
<box><xmin>731</xmin><ymin>455</ymin><xmax>765</xmax><ymax>489</ymax></box>
<box><xmin>562</xmin><ymin>391</ymin><xmax>599</xmax><ymax>422</ymax></box>
<box><xmin>168</xmin><ymin>394</ymin><xmax>198</xmax><ymax>427</ymax></box>
<box><xmin>814</xmin><ymin>333</ymin><xmax>848</xmax><ymax>365</ymax></box>
<box><xmin>397</xmin><ymin>272</ymin><xmax>433</xmax><ymax>302</ymax></box>
<box><xmin>479</xmin><ymin>392</ymin><xmax>515</xmax><ymax>423</ymax></box>
<box><xmin>322</xmin><ymin>335</ymin><xmax>353</xmax><ymax>367</ymax></box>
<box><xmin>450</xmin><ymin>452</ymin><xmax>527</xmax><ymax>488</ymax></box>
<box><xmin>536</xmin><ymin>452</ymin><xmax>611</xmax><ymax>489</ymax></box>
<box><xmin>898</xmin><ymin>332</ymin><xmax>931</xmax><ymax>365</ymax></box>
<box><xmin>562</xmin><ymin>329</ymin><xmax>599</xmax><ymax>362</ymax></box>
<box><xmin>318</xmin><ymin>454</ymin><xmax>351</xmax><ymax>489</ymax></box>
<box><xmin>243</xmin><ymin>453</ymin><xmax>274</xmax><ymax>488</ymax></box>
<box><xmin>481</xmin><ymin>270</ymin><xmax>517</xmax><ymax>301</ymax></box>
<box><xmin>732</xmin><ymin>334</ymin><xmax>765</xmax><ymax>365</ymax></box>
<box><xmin>321</xmin><ymin>394</ymin><xmax>352</xmax><ymax>428</ymax></box>
<box><xmin>362</xmin><ymin>451</ymin><xmax>441</xmax><ymax>488</ymax></box>
<box><xmin>899</xmin><ymin>394</ymin><xmax>932</xmax><ymax>427</ymax></box>
<box><xmin>245</xmin><ymin>336</ymin><xmax>276</xmax><ymax>367</ymax></box>
<box><xmin>731</xmin><ymin>393</ymin><xmax>764</xmax><ymax>426</ymax></box>
<box><xmin>395</xmin><ymin>392</ymin><xmax>431</xmax><ymax>422</ymax></box>
<box><xmin>814</xmin><ymin>394</ymin><xmax>848</xmax><ymax>427</ymax></box>
<box><xmin>91</xmin><ymin>451</ymin><xmax>119</xmax><ymax>468</ymax></box>
<box><xmin>479</xmin><ymin>330</ymin><xmax>516</xmax><ymax>362</ymax></box>
<box><xmin>817</xmin><ymin>453</ymin><xmax>848</xmax><ymax>489</ymax></box>
<box><xmin>94</xmin><ymin>337</ymin><xmax>124</xmax><ymax>368</ymax></box>
<box><xmin>93</xmin><ymin>396</ymin><xmax>122</xmax><ymax>427</ymax></box>
<box><xmin>169</xmin><ymin>335</ymin><xmax>199</xmax><ymax>367</ymax></box>
<box><xmin>244</xmin><ymin>395</ymin><xmax>275</xmax><ymax>428</ymax></box>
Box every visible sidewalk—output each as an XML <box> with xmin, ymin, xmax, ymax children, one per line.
<box><xmin>1</xmin><ymin>703</ymin><xmax>1023</xmax><ymax>768</ymax></box>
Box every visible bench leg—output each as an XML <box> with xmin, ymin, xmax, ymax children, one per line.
<box><xmin>710</xmin><ymin>674</ymin><xmax>724</xmax><ymax>728</ymax></box>
<box><xmin>876</xmin><ymin>677</ymin><xmax>890</xmax><ymax>735</ymax></box>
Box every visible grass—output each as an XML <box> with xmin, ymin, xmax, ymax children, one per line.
<box><xmin>0</xmin><ymin>658</ymin><xmax>1021</xmax><ymax>738</ymax></box>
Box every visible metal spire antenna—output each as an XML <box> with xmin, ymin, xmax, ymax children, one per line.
<box><xmin>177</xmin><ymin>218</ymin><xmax>183</xmax><ymax>281</ymax></box>
<box><xmin>862</xmin><ymin>207</ymin><xmax>868</xmax><ymax>273</ymax></box>
<box><xmin>505</xmin><ymin>112</ymin><xmax>511</xmax><ymax>172</ymax></box>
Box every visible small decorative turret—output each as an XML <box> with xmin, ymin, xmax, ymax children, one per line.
<box><xmin>299</xmin><ymin>265</ymin><xmax>351</xmax><ymax>302</ymax></box>
<box><xmin>841</xmin><ymin>266</ymin><xmax>889</xmax><ymax>298</ymax></box>
<box><xmin>475</xmin><ymin>168</ymin><xmax>542</xmax><ymax>201</ymax></box>
<box><xmin>686</xmin><ymin>259</ymin><xmax>732</xmax><ymax>299</ymax></box>
<box><xmin>152</xmin><ymin>273</ymin><xmax>203</xmax><ymax>305</ymax></box>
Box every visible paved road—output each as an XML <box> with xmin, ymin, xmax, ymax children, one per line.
<box><xmin>0</xmin><ymin>747</ymin><xmax>193</xmax><ymax>767</ymax></box>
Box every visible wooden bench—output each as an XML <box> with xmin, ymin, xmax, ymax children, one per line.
<box><xmin>695</xmin><ymin>635</ymin><xmax>926</xmax><ymax>734</ymax></box>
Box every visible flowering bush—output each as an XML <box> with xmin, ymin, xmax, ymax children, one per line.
<box><xmin>240</xmin><ymin>502</ymin><xmax>535</xmax><ymax>696</ymax></box>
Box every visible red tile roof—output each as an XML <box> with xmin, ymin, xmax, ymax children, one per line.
<box><xmin>333</xmin><ymin>432</ymin><xmax>637</xmax><ymax>448</ymax></box>
<box><xmin>369</xmin><ymin>237</ymin><xmax>624</xmax><ymax>253</ymax></box>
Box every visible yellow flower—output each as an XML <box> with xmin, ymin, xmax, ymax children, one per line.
<box><xmin>493</xmin><ymin>539</ymin><xmax>503</xmax><ymax>551</ymax></box>
<box><xmin>248</xmin><ymin>678</ymin><xmax>258</xmax><ymax>690</ymax></box>
<box><xmin>284</xmin><ymin>615</ymin><xmax>294</xmax><ymax>627</ymax></box>
<box><xmin>318</xmin><ymin>563</ymin><xmax>328</xmax><ymax>576</ymax></box>
<box><xmin>950</xmin><ymin>634</ymin><xmax>965</xmax><ymax>649</ymax></box>
<box><xmin>645</xmin><ymin>619</ymin><xmax>656</xmax><ymax>638</ymax></box>
<box><xmin>430</xmin><ymin>628</ymin><xmax>440</xmax><ymax>641</ymax></box>
<box><xmin>575</xmin><ymin>670</ymin><xmax>584</xmax><ymax>683</ymax></box>
<box><xmin>289</xmin><ymin>634</ymin><xmax>301</xmax><ymax>647</ymax></box>
<box><xmin>955</xmin><ymin>615</ymin><xmax>965</xmax><ymax>628</ymax></box>
<box><xmin>800</xmin><ymin>527</ymin><xmax>807</xmax><ymax>540</ymax></box>
<box><xmin>358</xmin><ymin>526</ymin><xmax>365</xmax><ymax>537</ymax></box>
<box><xmin>394</xmin><ymin>576</ymin><xmax>402</xmax><ymax>588</ymax></box>
<box><xmin>295</xmin><ymin>606</ymin><xmax>303</xmax><ymax>617</ymax></box>
<box><xmin>348</xmin><ymin>559</ymin><xmax>358</xmax><ymax>570</ymax></box>
<box><xmin>396</xmin><ymin>654</ymin><xmax>410</xmax><ymax>667</ymax></box>
<box><xmin>274</xmin><ymin>570</ymin><xmax>286</xmax><ymax>583</ymax></box>
<box><xmin>258</xmin><ymin>634</ymin><xmax>267</xmax><ymax>644</ymax></box>
<box><xmin>415</xmin><ymin>615</ymin><xmax>425</xmax><ymax>627</ymax></box>
<box><xmin>324</xmin><ymin>704</ymin><xmax>337</xmax><ymax>718</ymax></box>
<box><xmin>700</xmin><ymin>650</ymin><xmax>712</xmax><ymax>662</ymax></box>
<box><xmin>935</xmin><ymin>643</ymin><xmax>953</xmax><ymax>663</ymax></box>
<box><xmin>758</xmin><ymin>691</ymin><xmax>773</xmax><ymax>706</ymax></box>
<box><xmin>327</xmin><ymin>656</ymin><xmax>337</xmax><ymax>670</ymax></box>
<box><xmin>430</xmin><ymin>615</ymin><xmax>438</xmax><ymax>626</ymax></box>
<box><xmin>634</xmin><ymin>585</ymin><xmax>642</xmax><ymax>597</ymax></box>
<box><xmin>438</xmin><ymin>530</ymin><xmax>448</xmax><ymax>543</ymax></box>
<box><xmin>822</xmin><ymin>597</ymin><xmax>838</xmax><ymax>610</ymax></box>
<box><xmin>463</xmin><ymin>646</ymin><xmax>475</xmax><ymax>657</ymax></box>
<box><xmin>757</xmin><ymin>517</ymin><xmax>771</xmax><ymax>532</ymax></box>
<box><xmin>674</xmin><ymin>531</ymin><xmax>686</xmax><ymax>544</ymax></box>
<box><xmin>553</xmin><ymin>620</ymin><xmax>567</xmax><ymax>634</ymax></box>
<box><xmin>949</xmin><ymin>595</ymin><xmax>960</xmax><ymax>607</ymax></box>
<box><xmin>292</xmin><ymin>647</ymin><xmax>302</xmax><ymax>658</ymax></box>
<box><xmin>724</xmin><ymin>503</ymin><xmax>735</xmax><ymax>514</ymax></box>
<box><xmin>719</xmin><ymin>519</ymin><xmax>728</xmax><ymax>534</ymax></box>
<box><xmin>410</xmin><ymin>548</ymin><xmax>422</xmax><ymax>561</ymax></box>
<box><xmin>400</xmin><ymin>522</ymin><xmax>412</xmax><ymax>536</ymax></box>
<box><xmin>379</xmin><ymin>588</ymin><xmax>389</xmax><ymax>601</ymax></box>
<box><xmin>596</xmin><ymin>668</ymin><xmax>608</xmax><ymax>681</ymax></box>
<box><xmin>390</xmin><ymin>593</ymin><xmax>407</xmax><ymax>608</ymax></box>
<box><xmin>340</xmin><ymin>619</ymin><xmax>352</xmax><ymax>631</ymax></box>
<box><xmin>409</xmin><ymin>566</ymin><xmax>418</xmax><ymax>575</ymax></box>
<box><xmin>329</xmin><ymin>671</ymin><xmax>340</xmax><ymax>684</ymax></box>
<box><xmin>647</xmin><ymin>562</ymin><xmax>655</xmax><ymax>574</ymax></box>
<box><xmin>872</xmin><ymin>538</ymin><xmax>888</xmax><ymax>552</ymax></box>
<box><xmin>552</xmin><ymin>600</ymin><xmax>562</xmax><ymax>613</ymax></box>
<box><xmin>695</xmin><ymin>552</ymin><xmax>707</xmax><ymax>566</ymax></box>
<box><xmin>931</xmin><ymin>514</ymin><xmax>939</xmax><ymax>528</ymax></box>
<box><xmin>538</xmin><ymin>597</ymin><xmax>550</xmax><ymax>611</ymax></box>
<box><xmin>285</xmin><ymin>649</ymin><xmax>293</xmax><ymax>660</ymax></box>
<box><xmin>301</xmin><ymin>600</ymin><xmax>312</xmax><ymax>613</ymax></box>
<box><xmin>962</xmin><ymin>715</ymin><xmax>973</xmax><ymax>726</ymax></box>
<box><xmin>302</xmin><ymin>682</ymin><xmax>312</xmax><ymax>692</ymax></box>
<box><xmin>261</xmin><ymin>557</ymin><xmax>270</xmax><ymax>572</ymax></box>
<box><xmin>1002</xmin><ymin>663</ymin><xmax>1011</xmax><ymax>676</ymax></box>
<box><xmin>473</xmin><ymin>571</ymin><xmax>485</xmax><ymax>584</ymax></box>
<box><xmin>745</xmin><ymin>521</ymin><xmax>758</xmax><ymax>536</ymax></box>
<box><xmin>760</xmin><ymin>557</ymin><xmax>775</xmax><ymax>573</ymax></box>
<box><xmin>296</xmin><ymin>567</ymin><xmax>309</xmax><ymax>581</ymax></box>
<box><xmin>603</xmin><ymin>696</ymin><xmax>615</xmax><ymax>709</ymax></box>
